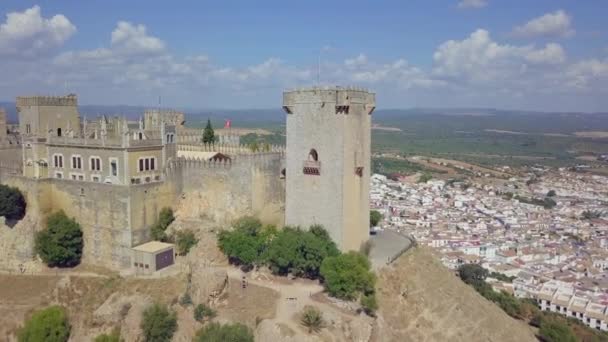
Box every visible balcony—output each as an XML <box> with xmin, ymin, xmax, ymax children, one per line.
<box><xmin>303</xmin><ymin>160</ymin><xmax>321</xmax><ymax>176</ymax></box>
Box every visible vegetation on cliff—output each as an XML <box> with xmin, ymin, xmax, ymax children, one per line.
<box><xmin>18</xmin><ymin>306</ymin><xmax>70</xmax><ymax>342</ymax></box>
<box><xmin>150</xmin><ymin>207</ymin><xmax>175</xmax><ymax>242</ymax></box>
<box><xmin>458</xmin><ymin>264</ymin><xmax>607</xmax><ymax>341</ymax></box>
<box><xmin>0</xmin><ymin>184</ymin><xmax>26</xmax><ymax>221</ymax></box>
<box><xmin>141</xmin><ymin>303</ymin><xmax>177</xmax><ymax>342</ymax></box>
<box><xmin>35</xmin><ymin>211</ymin><xmax>83</xmax><ymax>267</ymax></box>
<box><xmin>193</xmin><ymin>322</ymin><xmax>253</xmax><ymax>342</ymax></box>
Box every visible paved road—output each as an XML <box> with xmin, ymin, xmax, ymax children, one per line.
<box><xmin>368</xmin><ymin>229</ymin><xmax>413</xmax><ymax>269</ymax></box>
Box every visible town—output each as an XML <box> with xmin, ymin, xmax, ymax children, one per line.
<box><xmin>370</xmin><ymin>162</ymin><xmax>608</xmax><ymax>331</ymax></box>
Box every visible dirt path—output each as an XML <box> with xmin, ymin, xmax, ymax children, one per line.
<box><xmin>224</xmin><ymin>267</ymin><xmax>348</xmax><ymax>334</ymax></box>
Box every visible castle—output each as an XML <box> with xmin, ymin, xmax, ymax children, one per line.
<box><xmin>0</xmin><ymin>87</ymin><xmax>374</xmax><ymax>271</ymax></box>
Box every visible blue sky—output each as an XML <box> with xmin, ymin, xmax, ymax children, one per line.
<box><xmin>0</xmin><ymin>1</ymin><xmax>607</xmax><ymax>111</ymax></box>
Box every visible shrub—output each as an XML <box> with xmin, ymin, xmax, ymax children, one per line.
<box><xmin>18</xmin><ymin>306</ymin><xmax>70</xmax><ymax>342</ymax></box>
<box><xmin>300</xmin><ymin>306</ymin><xmax>324</xmax><ymax>333</ymax></box>
<box><xmin>193</xmin><ymin>303</ymin><xmax>216</xmax><ymax>322</ymax></box>
<box><xmin>175</xmin><ymin>230</ymin><xmax>198</xmax><ymax>256</ymax></box>
<box><xmin>35</xmin><ymin>211</ymin><xmax>83</xmax><ymax>267</ymax></box>
<box><xmin>538</xmin><ymin>319</ymin><xmax>577</xmax><ymax>342</ymax></box>
<box><xmin>369</xmin><ymin>210</ymin><xmax>383</xmax><ymax>227</ymax></box>
<box><xmin>194</xmin><ymin>322</ymin><xmax>253</xmax><ymax>342</ymax></box>
<box><xmin>320</xmin><ymin>251</ymin><xmax>376</xmax><ymax>300</ymax></box>
<box><xmin>417</xmin><ymin>172</ymin><xmax>432</xmax><ymax>183</ymax></box>
<box><xmin>0</xmin><ymin>184</ymin><xmax>26</xmax><ymax>220</ymax></box>
<box><xmin>140</xmin><ymin>304</ymin><xmax>177</xmax><ymax>342</ymax></box>
<box><xmin>94</xmin><ymin>328</ymin><xmax>120</xmax><ymax>342</ymax></box>
<box><xmin>546</xmin><ymin>190</ymin><xmax>556</xmax><ymax>197</ymax></box>
<box><xmin>458</xmin><ymin>264</ymin><xmax>488</xmax><ymax>287</ymax></box>
<box><xmin>361</xmin><ymin>293</ymin><xmax>378</xmax><ymax>316</ymax></box>
<box><xmin>151</xmin><ymin>208</ymin><xmax>175</xmax><ymax>241</ymax></box>
<box><xmin>179</xmin><ymin>293</ymin><xmax>192</xmax><ymax>307</ymax></box>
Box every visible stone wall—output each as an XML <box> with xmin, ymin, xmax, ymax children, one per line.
<box><xmin>0</xmin><ymin>150</ymin><xmax>285</xmax><ymax>271</ymax></box>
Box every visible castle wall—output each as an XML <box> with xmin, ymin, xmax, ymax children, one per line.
<box><xmin>0</xmin><ymin>109</ymin><xmax>7</xmax><ymax>146</ymax></box>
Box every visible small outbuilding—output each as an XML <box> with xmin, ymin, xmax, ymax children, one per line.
<box><xmin>132</xmin><ymin>241</ymin><xmax>175</xmax><ymax>274</ymax></box>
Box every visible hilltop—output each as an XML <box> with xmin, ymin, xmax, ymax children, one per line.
<box><xmin>374</xmin><ymin>246</ymin><xmax>537</xmax><ymax>342</ymax></box>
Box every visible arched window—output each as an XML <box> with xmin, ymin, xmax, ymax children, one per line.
<box><xmin>57</xmin><ymin>128</ymin><xmax>62</xmax><ymax>137</ymax></box>
<box><xmin>308</xmin><ymin>149</ymin><xmax>319</xmax><ymax>162</ymax></box>
<box><xmin>138</xmin><ymin>132</ymin><xmax>143</xmax><ymax>140</ymax></box>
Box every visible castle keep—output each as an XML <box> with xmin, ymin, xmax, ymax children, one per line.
<box><xmin>283</xmin><ymin>87</ymin><xmax>375</xmax><ymax>251</ymax></box>
<box><xmin>0</xmin><ymin>87</ymin><xmax>372</xmax><ymax>271</ymax></box>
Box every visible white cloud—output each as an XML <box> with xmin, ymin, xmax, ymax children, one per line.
<box><xmin>0</xmin><ymin>5</ymin><xmax>76</xmax><ymax>57</ymax></box>
<box><xmin>110</xmin><ymin>21</ymin><xmax>165</xmax><ymax>54</ymax></box>
<box><xmin>345</xmin><ymin>54</ymin><xmax>368</xmax><ymax>68</ymax></box>
<box><xmin>457</xmin><ymin>0</ymin><xmax>487</xmax><ymax>9</ymax></box>
<box><xmin>432</xmin><ymin>29</ymin><xmax>565</xmax><ymax>84</ymax></box>
<box><xmin>512</xmin><ymin>10</ymin><xmax>574</xmax><ymax>38</ymax></box>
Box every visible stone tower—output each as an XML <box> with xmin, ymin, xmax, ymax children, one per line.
<box><xmin>282</xmin><ymin>86</ymin><xmax>375</xmax><ymax>251</ymax></box>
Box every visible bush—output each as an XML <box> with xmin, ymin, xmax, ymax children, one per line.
<box><xmin>141</xmin><ymin>304</ymin><xmax>177</xmax><ymax>342</ymax></box>
<box><xmin>417</xmin><ymin>172</ymin><xmax>432</xmax><ymax>183</ymax></box>
<box><xmin>370</xmin><ymin>210</ymin><xmax>383</xmax><ymax>227</ymax></box>
<box><xmin>179</xmin><ymin>293</ymin><xmax>192</xmax><ymax>307</ymax></box>
<box><xmin>194</xmin><ymin>322</ymin><xmax>253</xmax><ymax>342</ymax></box>
<box><xmin>151</xmin><ymin>208</ymin><xmax>175</xmax><ymax>241</ymax></box>
<box><xmin>320</xmin><ymin>251</ymin><xmax>376</xmax><ymax>300</ymax></box>
<box><xmin>0</xmin><ymin>184</ymin><xmax>26</xmax><ymax>220</ymax></box>
<box><xmin>175</xmin><ymin>230</ymin><xmax>198</xmax><ymax>256</ymax></box>
<box><xmin>360</xmin><ymin>293</ymin><xmax>378</xmax><ymax>316</ymax></box>
<box><xmin>18</xmin><ymin>306</ymin><xmax>70</xmax><ymax>342</ymax></box>
<box><xmin>547</xmin><ymin>190</ymin><xmax>556</xmax><ymax>197</ymax></box>
<box><xmin>193</xmin><ymin>303</ymin><xmax>216</xmax><ymax>322</ymax></box>
<box><xmin>94</xmin><ymin>328</ymin><xmax>120</xmax><ymax>342</ymax></box>
<box><xmin>300</xmin><ymin>306</ymin><xmax>324</xmax><ymax>333</ymax></box>
<box><xmin>458</xmin><ymin>264</ymin><xmax>488</xmax><ymax>287</ymax></box>
<box><xmin>539</xmin><ymin>319</ymin><xmax>577</xmax><ymax>342</ymax></box>
<box><xmin>35</xmin><ymin>211</ymin><xmax>83</xmax><ymax>267</ymax></box>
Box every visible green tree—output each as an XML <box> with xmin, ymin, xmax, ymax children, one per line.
<box><xmin>300</xmin><ymin>306</ymin><xmax>324</xmax><ymax>333</ymax></box>
<box><xmin>194</xmin><ymin>322</ymin><xmax>253</xmax><ymax>342</ymax></box>
<box><xmin>264</xmin><ymin>226</ymin><xmax>339</xmax><ymax>278</ymax></box>
<box><xmin>418</xmin><ymin>172</ymin><xmax>432</xmax><ymax>183</ymax></box>
<box><xmin>320</xmin><ymin>252</ymin><xmax>376</xmax><ymax>300</ymax></box>
<box><xmin>360</xmin><ymin>293</ymin><xmax>378</xmax><ymax>316</ymax></box>
<box><xmin>202</xmin><ymin>119</ymin><xmax>215</xmax><ymax>144</ymax></box>
<box><xmin>150</xmin><ymin>208</ymin><xmax>175</xmax><ymax>241</ymax></box>
<box><xmin>18</xmin><ymin>306</ymin><xmax>70</xmax><ymax>342</ymax></box>
<box><xmin>35</xmin><ymin>211</ymin><xmax>83</xmax><ymax>267</ymax></box>
<box><xmin>193</xmin><ymin>304</ymin><xmax>217</xmax><ymax>322</ymax></box>
<box><xmin>140</xmin><ymin>304</ymin><xmax>177</xmax><ymax>342</ymax></box>
<box><xmin>370</xmin><ymin>210</ymin><xmax>383</xmax><ymax>227</ymax></box>
<box><xmin>0</xmin><ymin>184</ymin><xmax>26</xmax><ymax>220</ymax></box>
<box><xmin>175</xmin><ymin>230</ymin><xmax>198</xmax><ymax>255</ymax></box>
<box><xmin>457</xmin><ymin>264</ymin><xmax>488</xmax><ymax>288</ymax></box>
<box><xmin>94</xmin><ymin>328</ymin><xmax>121</xmax><ymax>342</ymax></box>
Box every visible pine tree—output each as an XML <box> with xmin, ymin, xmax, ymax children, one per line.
<box><xmin>202</xmin><ymin>119</ymin><xmax>215</xmax><ymax>144</ymax></box>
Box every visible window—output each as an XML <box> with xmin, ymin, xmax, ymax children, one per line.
<box><xmin>355</xmin><ymin>166</ymin><xmax>364</xmax><ymax>177</ymax></box>
<box><xmin>92</xmin><ymin>176</ymin><xmax>100</xmax><ymax>182</ymax></box>
<box><xmin>110</xmin><ymin>159</ymin><xmax>118</xmax><ymax>177</ymax></box>
<box><xmin>138</xmin><ymin>132</ymin><xmax>143</xmax><ymax>140</ymax></box>
<box><xmin>26</xmin><ymin>124</ymin><xmax>31</xmax><ymax>134</ymax></box>
<box><xmin>55</xmin><ymin>172</ymin><xmax>63</xmax><ymax>179</ymax></box>
<box><xmin>138</xmin><ymin>157</ymin><xmax>156</xmax><ymax>172</ymax></box>
<box><xmin>308</xmin><ymin>149</ymin><xmax>319</xmax><ymax>162</ymax></box>
<box><xmin>90</xmin><ymin>157</ymin><xmax>101</xmax><ymax>171</ymax></box>
<box><xmin>71</xmin><ymin>174</ymin><xmax>77</xmax><ymax>180</ymax></box>
<box><xmin>57</xmin><ymin>128</ymin><xmax>62</xmax><ymax>137</ymax></box>
<box><xmin>53</xmin><ymin>154</ymin><xmax>64</xmax><ymax>168</ymax></box>
<box><xmin>71</xmin><ymin>155</ymin><xmax>82</xmax><ymax>169</ymax></box>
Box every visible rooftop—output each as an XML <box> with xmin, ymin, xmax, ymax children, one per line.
<box><xmin>132</xmin><ymin>241</ymin><xmax>174</xmax><ymax>253</ymax></box>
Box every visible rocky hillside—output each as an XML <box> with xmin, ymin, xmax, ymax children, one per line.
<box><xmin>374</xmin><ymin>247</ymin><xmax>537</xmax><ymax>342</ymax></box>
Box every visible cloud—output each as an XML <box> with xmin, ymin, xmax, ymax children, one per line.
<box><xmin>111</xmin><ymin>21</ymin><xmax>165</xmax><ymax>55</ymax></box>
<box><xmin>512</xmin><ymin>10</ymin><xmax>574</xmax><ymax>38</ymax></box>
<box><xmin>0</xmin><ymin>5</ymin><xmax>76</xmax><ymax>57</ymax></box>
<box><xmin>432</xmin><ymin>29</ymin><xmax>566</xmax><ymax>84</ymax></box>
<box><xmin>345</xmin><ymin>54</ymin><xmax>368</xmax><ymax>68</ymax></box>
<box><xmin>457</xmin><ymin>0</ymin><xmax>487</xmax><ymax>9</ymax></box>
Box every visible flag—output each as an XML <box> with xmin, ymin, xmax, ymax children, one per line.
<box><xmin>224</xmin><ymin>119</ymin><xmax>231</xmax><ymax>128</ymax></box>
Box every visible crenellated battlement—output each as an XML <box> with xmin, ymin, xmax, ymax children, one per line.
<box><xmin>283</xmin><ymin>86</ymin><xmax>375</xmax><ymax>114</ymax></box>
<box><xmin>178</xmin><ymin>143</ymin><xmax>285</xmax><ymax>155</ymax></box>
<box><xmin>16</xmin><ymin>94</ymin><xmax>78</xmax><ymax>107</ymax></box>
